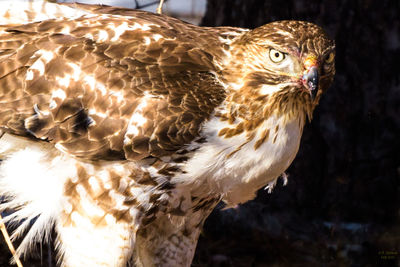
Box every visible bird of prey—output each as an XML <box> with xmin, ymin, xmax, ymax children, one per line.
<box><xmin>0</xmin><ymin>1</ymin><xmax>335</xmax><ymax>266</ymax></box>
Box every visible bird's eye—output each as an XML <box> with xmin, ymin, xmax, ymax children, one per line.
<box><xmin>325</xmin><ymin>52</ymin><xmax>335</xmax><ymax>64</ymax></box>
<box><xmin>269</xmin><ymin>49</ymin><xmax>285</xmax><ymax>63</ymax></box>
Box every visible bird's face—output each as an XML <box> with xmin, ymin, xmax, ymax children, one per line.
<box><xmin>230</xmin><ymin>20</ymin><xmax>335</xmax><ymax>108</ymax></box>
<box><xmin>262</xmin><ymin>47</ymin><xmax>335</xmax><ymax>100</ymax></box>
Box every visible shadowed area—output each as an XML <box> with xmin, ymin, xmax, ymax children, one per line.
<box><xmin>194</xmin><ymin>0</ymin><xmax>399</xmax><ymax>266</ymax></box>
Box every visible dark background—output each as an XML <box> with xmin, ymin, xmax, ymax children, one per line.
<box><xmin>1</xmin><ymin>0</ymin><xmax>399</xmax><ymax>266</ymax></box>
<box><xmin>194</xmin><ymin>0</ymin><xmax>400</xmax><ymax>266</ymax></box>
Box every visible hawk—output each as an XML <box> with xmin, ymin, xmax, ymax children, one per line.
<box><xmin>0</xmin><ymin>1</ymin><xmax>335</xmax><ymax>266</ymax></box>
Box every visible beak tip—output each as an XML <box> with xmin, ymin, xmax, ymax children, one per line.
<box><xmin>309</xmin><ymin>87</ymin><xmax>318</xmax><ymax>101</ymax></box>
<box><xmin>302</xmin><ymin>66</ymin><xmax>319</xmax><ymax>101</ymax></box>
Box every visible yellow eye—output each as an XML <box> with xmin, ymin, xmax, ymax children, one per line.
<box><xmin>325</xmin><ymin>52</ymin><xmax>335</xmax><ymax>64</ymax></box>
<box><xmin>269</xmin><ymin>49</ymin><xmax>285</xmax><ymax>63</ymax></box>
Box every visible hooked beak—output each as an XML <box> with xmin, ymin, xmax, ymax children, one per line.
<box><xmin>302</xmin><ymin>55</ymin><xmax>319</xmax><ymax>100</ymax></box>
<box><xmin>302</xmin><ymin>66</ymin><xmax>319</xmax><ymax>100</ymax></box>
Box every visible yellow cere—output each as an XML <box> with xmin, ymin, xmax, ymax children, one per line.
<box><xmin>303</xmin><ymin>54</ymin><xmax>318</xmax><ymax>70</ymax></box>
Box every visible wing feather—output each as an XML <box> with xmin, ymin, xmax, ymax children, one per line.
<box><xmin>0</xmin><ymin>11</ymin><xmax>230</xmax><ymax>161</ymax></box>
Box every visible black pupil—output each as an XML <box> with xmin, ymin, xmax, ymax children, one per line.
<box><xmin>275</xmin><ymin>52</ymin><xmax>280</xmax><ymax>58</ymax></box>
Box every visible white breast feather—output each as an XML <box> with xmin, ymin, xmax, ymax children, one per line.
<box><xmin>0</xmin><ymin>134</ymin><xmax>77</xmax><ymax>257</ymax></box>
<box><xmin>178</xmin><ymin>114</ymin><xmax>304</xmax><ymax>206</ymax></box>
<box><xmin>0</xmin><ymin>134</ymin><xmax>137</xmax><ymax>265</ymax></box>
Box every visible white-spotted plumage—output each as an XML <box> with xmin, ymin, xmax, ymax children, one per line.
<box><xmin>0</xmin><ymin>1</ymin><xmax>90</xmax><ymax>26</ymax></box>
<box><xmin>0</xmin><ymin>1</ymin><xmax>335</xmax><ymax>266</ymax></box>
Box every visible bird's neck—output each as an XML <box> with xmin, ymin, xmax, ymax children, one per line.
<box><xmin>179</xmin><ymin>104</ymin><xmax>306</xmax><ymax>206</ymax></box>
<box><xmin>176</xmin><ymin>77</ymin><xmax>310</xmax><ymax>205</ymax></box>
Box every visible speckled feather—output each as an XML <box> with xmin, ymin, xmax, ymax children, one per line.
<box><xmin>0</xmin><ymin>10</ymin><xmax>239</xmax><ymax>160</ymax></box>
<box><xmin>0</xmin><ymin>1</ymin><xmax>335</xmax><ymax>267</ymax></box>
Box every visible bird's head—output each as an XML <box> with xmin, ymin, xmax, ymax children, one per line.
<box><xmin>224</xmin><ymin>20</ymin><xmax>335</xmax><ymax>120</ymax></box>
